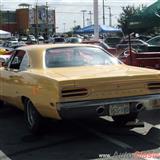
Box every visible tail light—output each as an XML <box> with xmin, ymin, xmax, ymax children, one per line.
<box><xmin>148</xmin><ymin>82</ymin><xmax>160</xmax><ymax>90</ymax></box>
<box><xmin>61</xmin><ymin>88</ymin><xmax>88</xmax><ymax>97</ymax></box>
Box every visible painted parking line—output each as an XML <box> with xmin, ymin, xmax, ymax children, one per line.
<box><xmin>76</xmin><ymin>122</ymin><xmax>133</xmax><ymax>150</ymax></box>
<box><xmin>144</xmin><ymin>158</ymin><xmax>159</xmax><ymax>160</ymax></box>
<box><xmin>154</xmin><ymin>124</ymin><xmax>160</xmax><ymax>129</ymax></box>
<box><xmin>0</xmin><ymin>151</ymin><xmax>11</xmax><ymax>160</ymax></box>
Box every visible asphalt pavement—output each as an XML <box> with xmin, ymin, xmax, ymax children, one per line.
<box><xmin>0</xmin><ymin>105</ymin><xmax>160</xmax><ymax>160</ymax></box>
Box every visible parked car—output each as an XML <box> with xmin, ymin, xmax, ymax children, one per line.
<box><xmin>9</xmin><ymin>36</ymin><xmax>19</xmax><ymax>41</ymax></box>
<box><xmin>104</xmin><ymin>37</ymin><xmax>122</xmax><ymax>48</ymax></box>
<box><xmin>65</xmin><ymin>37</ymin><xmax>83</xmax><ymax>43</ymax></box>
<box><xmin>3</xmin><ymin>41</ymin><xmax>19</xmax><ymax>48</ymax></box>
<box><xmin>116</xmin><ymin>39</ymin><xmax>150</xmax><ymax>55</ymax></box>
<box><xmin>38</xmin><ymin>35</ymin><xmax>44</xmax><ymax>41</ymax></box>
<box><xmin>0</xmin><ymin>40</ymin><xmax>4</xmax><ymax>47</ymax></box>
<box><xmin>52</xmin><ymin>37</ymin><xmax>65</xmax><ymax>43</ymax></box>
<box><xmin>18</xmin><ymin>36</ymin><xmax>28</xmax><ymax>42</ymax></box>
<box><xmin>26</xmin><ymin>35</ymin><xmax>37</xmax><ymax>44</ymax></box>
<box><xmin>137</xmin><ymin>35</ymin><xmax>152</xmax><ymax>42</ymax></box>
<box><xmin>0</xmin><ymin>44</ymin><xmax>160</xmax><ymax>133</ymax></box>
<box><xmin>82</xmin><ymin>39</ymin><xmax>117</xmax><ymax>56</ymax></box>
<box><xmin>0</xmin><ymin>48</ymin><xmax>9</xmax><ymax>55</ymax></box>
<box><xmin>146</xmin><ymin>36</ymin><xmax>160</xmax><ymax>46</ymax></box>
<box><xmin>118</xmin><ymin>49</ymin><xmax>160</xmax><ymax>70</ymax></box>
<box><xmin>3</xmin><ymin>41</ymin><xmax>26</xmax><ymax>49</ymax></box>
<box><xmin>0</xmin><ymin>50</ymin><xmax>13</xmax><ymax>66</ymax></box>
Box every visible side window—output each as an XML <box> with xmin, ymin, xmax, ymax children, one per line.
<box><xmin>5</xmin><ymin>51</ymin><xmax>16</xmax><ymax>67</ymax></box>
<box><xmin>19</xmin><ymin>53</ymin><xmax>29</xmax><ymax>70</ymax></box>
<box><xmin>9</xmin><ymin>50</ymin><xmax>26</xmax><ymax>70</ymax></box>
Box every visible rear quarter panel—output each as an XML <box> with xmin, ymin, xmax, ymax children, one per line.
<box><xmin>5</xmin><ymin>70</ymin><xmax>62</xmax><ymax>120</ymax></box>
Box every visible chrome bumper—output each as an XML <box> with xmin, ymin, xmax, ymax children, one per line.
<box><xmin>57</xmin><ymin>94</ymin><xmax>160</xmax><ymax>119</ymax></box>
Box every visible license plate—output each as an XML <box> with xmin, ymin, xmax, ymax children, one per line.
<box><xmin>109</xmin><ymin>103</ymin><xmax>130</xmax><ymax>116</ymax></box>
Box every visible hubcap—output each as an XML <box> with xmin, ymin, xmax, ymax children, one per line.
<box><xmin>26</xmin><ymin>100</ymin><xmax>36</xmax><ymax>127</ymax></box>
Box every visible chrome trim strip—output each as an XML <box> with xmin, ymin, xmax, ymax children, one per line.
<box><xmin>136</xmin><ymin>57</ymin><xmax>160</xmax><ymax>60</ymax></box>
<box><xmin>58</xmin><ymin>94</ymin><xmax>160</xmax><ymax>109</ymax></box>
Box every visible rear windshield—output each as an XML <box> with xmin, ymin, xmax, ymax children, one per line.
<box><xmin>54</xmin><ymin>38</ymin><xmax>65</xmax><ymax>42</ymax></box>
<box><xmin>45</xmin><ymin>47</ymin><xmax>120</xmax><ymax>68</ymax></box>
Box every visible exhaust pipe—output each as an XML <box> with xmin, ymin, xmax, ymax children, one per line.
<box><xmin>96</xmin><ymin>106</ymin><xmax>105</xmax><ymax>115</ymax></box>
<box><xmin>136</xmin><ymin>103</ymin><xmax>144</xmax><ymax>111</ymax></box>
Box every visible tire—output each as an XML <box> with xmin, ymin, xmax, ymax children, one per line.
<box><xmin>0</xmin><ymin>100</ymin><xmax>4</xmax><ymax>107</ymax></box>
<box><xmin>112</xmin><ymin>113</ymin><xmax>138</xmax><ymax>126</ymax></box>
<box><xmin>24</xmin><ymin>99</ymin><xmax>42</xmax><ymax>134</ymax></box>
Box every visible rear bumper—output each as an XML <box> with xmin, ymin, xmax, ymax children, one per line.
<box><xmin>57</xmin><ymin>94</ymin><xmax>160</xmax><ymax>119</ymax></box>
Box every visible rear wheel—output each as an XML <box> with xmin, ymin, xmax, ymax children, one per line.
<box><xmin>112</xmin><ymin>113</ymin><xmax>138</xmax><ymax>126</ymax></box>
<box><xmin>24</xmin><ymin>99</ymin><xmax>42</xmax><ymax>134</ymax></box>
<box><xmin>0</xmin><ymin>100</ymin><xmax>4</xmax><ymax>107</ymax></box>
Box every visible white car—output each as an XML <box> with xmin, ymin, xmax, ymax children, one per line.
<box><xmin>0</xmin><ymin>54</ymin><xmax>11</xmax><ymax>65</ymax></box>
<box><xmin>38</xmin><ymin>36</ymin><xmax>44</xmax><ymax>41</ymax></box>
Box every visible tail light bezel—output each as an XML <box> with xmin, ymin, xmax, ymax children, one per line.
<box><xmin>61</xmin><ymin>87</ymin><xmax>88</xmax><ymax>98</ymax></box>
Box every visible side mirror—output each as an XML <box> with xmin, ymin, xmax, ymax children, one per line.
<box><xmin>0</xmin><ymin>59</ymin><xmax>7</xmax><ymax>67</ymax></box>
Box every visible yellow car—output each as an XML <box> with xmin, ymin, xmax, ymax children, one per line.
<box><xmin>0</xmin><ymin>48</ymin><xmax>9</xmax><ymax>55</ymax></box>
<box><xmin>0</xmin><ymin>44</ymin><xmax>160</xmax><ymax>133</ymax></box>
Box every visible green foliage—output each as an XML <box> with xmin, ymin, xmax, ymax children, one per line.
<box><xmin>117</xmin><ymin>5</ymin><xmax>146</xmax><ymax>34</ymax></box>
<box><xmin>72</xmin><ymin>25</ymin><xmax>81</xmax><ymax>31</ymax></box>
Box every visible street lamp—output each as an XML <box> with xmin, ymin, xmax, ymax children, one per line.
<box><xmin>81</xmin><ymin>10</ymin><xmax>87</xmax><ymax>27</ymax></box>
<box><xmin>63</xmin><ymin>22</ymin><xmax>66</xmax><ymax>33</ymax></box>
<box><xmin>73</xmin><ymin>20</ymin><xmax>76</xmax><ymax>27</ymax></box>
<box><xmin>93</xmin><ymin>0</ymin><xmax>99</xmax><ymax>40</ymax></box>
<box><xmin>88</xmin><ymin>11</ymin><xmax>92</xmax><ymax>25</ymax></box>
<box><xmin>86</xmin><ymin>18</ymin><xmax>90</xmax><ymax>26</ymax></box>
<box><xmin>102</xmin><ymin>0</ymin><xmax>105</xmax><ymax>25</ymax></box>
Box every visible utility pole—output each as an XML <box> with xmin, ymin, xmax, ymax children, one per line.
<box><xmin>7</xmin><ymin>10</ymin><xmax>9</xmax><ymax>32</ymax></box>
<box><xmin>46</xmin><ymin>2</ymin><xmax>49</xmax><ymax>38</ymax></box>
<box><xmin>102</xmin><ymin>0</ymin><xmax>105</xmax><ymax>25</ymax></box>
<box><xmin>52</xmin><ymin>10</ymin><xmax>56</xmax><ymax>34</ymax></box>
<box><xmin>81</xmin><ymin>10</ymin><xmax>87</xmax><ymax>27</ymax></box>
<box><xmin>108</xmin><ymin>6</ymin><xmax>112</xmax><ymax>26</ymax></box>
<box><xmin>105</xmin><ymin>6</ymin><xmax>112</xmax><ymax>26</ymax></box>
<box><xmin>93</xmin><ymin>0</ymin><xmax>99</xmax><ymax>40</ymax></box>
<box><xmin>0</xmin><ymin>5</ymin><xmax>3</xmax><ymax>30</ymax></box>
<box><xmin>88</xmin><ymin>11</ymin><xmax>92</xmax><ymax>25</ymax></box>
<box><xmin>109</xmin><ymin>7</ymin><xmax>112</xmax><ymax>26</ymax></box>
<box><xmin>35</xmin><ymin>4</ymin><xmax>38</xmax><ymax>39</ymax></box>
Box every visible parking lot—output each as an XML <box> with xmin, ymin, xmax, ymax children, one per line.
<box><xmin>0</xmin><ymin>105</ymin><xmax>160</xmax><ymax>160</ymax></box>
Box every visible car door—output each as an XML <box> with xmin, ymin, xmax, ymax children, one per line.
<box><xmin>0</xmin><ymin>50</ymin><xmax>15</xmax><ymax>101</ymax></box>
<box><xmin>1</xmin><ymin>49</ymin><xmax>29</xmax><ymax>107</ymax></box>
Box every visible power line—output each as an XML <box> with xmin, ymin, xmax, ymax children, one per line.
<box><xmin>1</xmin><ymin>1</ymin><xmax>125</xmax><ymax>7</ymax></box>
<box><xmin>56</xmin><ymin>11</ymin><xmax>119</xmax><ymax>16</ymax></box>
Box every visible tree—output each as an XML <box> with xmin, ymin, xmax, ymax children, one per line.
<box><xmin>0</xmin><ymin>10</ymin><xmax>2</xmax><ymax>28</ymax></box>
<box><xmin>118</xmin><ymin>5</ymin><xmax>146</xmax><ymax>34</ymax></box>
<box><xmin>72</xmin><ymin>25</ymin><xmax>81</xmax><ymax>32</ymax></box>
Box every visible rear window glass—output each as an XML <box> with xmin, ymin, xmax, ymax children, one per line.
<box><xmin>45</xmin><ymin>47</ymin><xmax>120</xmax><ymax>68</ymax></box>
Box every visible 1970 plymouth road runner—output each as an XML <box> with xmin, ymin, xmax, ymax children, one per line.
<box><xmin>0</xmin><ymin>44</ymin><xmax>160</xmax><ymax>133</ymax></box>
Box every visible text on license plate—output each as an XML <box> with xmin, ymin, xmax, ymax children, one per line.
<box><xmin>109</xmin><ymin>103</ymin><xmax>130</xmax><ymax>116</ymax></box>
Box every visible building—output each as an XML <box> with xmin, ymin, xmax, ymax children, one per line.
<box><xmin>29</xmin><ymin>5</ymin><xmax>56</xmax><ymax>37</ymax></box>
<box><xmin>0</xmin><ymin>11</ymin><xmax>17</xmax><ymax>33</ymax></box>
<box><xmin>0</xmin><ymin>4</ymin><xmax>56</xmax><ymax>36</ymax></box>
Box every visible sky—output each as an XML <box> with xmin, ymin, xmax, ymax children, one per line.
<box><xmin>1</xmin><ymin>0</ymin><xmax>157</xmax><ymax>32</ymax></box>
